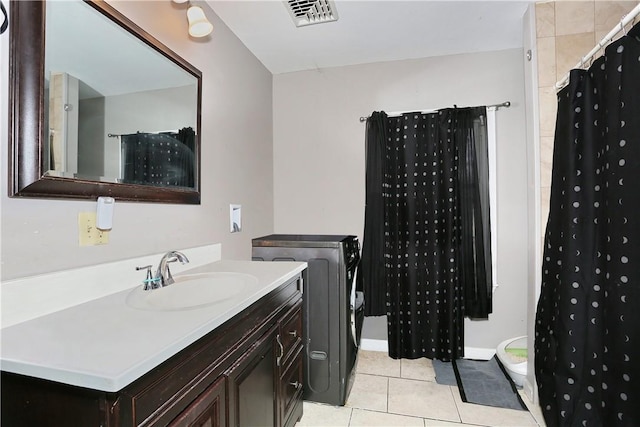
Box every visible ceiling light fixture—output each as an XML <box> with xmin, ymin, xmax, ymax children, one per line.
<box><xmin>187</xmin><ymin>5</ymin><xmax>213</xmax><ymax>37</ymax></box>
<box><xmin>172</xmin><ymin>0</ymin><xmax>213</xmax><ymax>38</ymax></box>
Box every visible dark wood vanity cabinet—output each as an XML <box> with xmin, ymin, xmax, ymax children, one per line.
<box><xmin>1</xmin><ymin>274</ymin><xmax>304</xmax><ymax>427</ymax></box>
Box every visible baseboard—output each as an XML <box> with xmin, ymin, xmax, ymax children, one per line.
<box><xmin>464</xmin><ymin>346</ymin><xmax>496</xmax><ymax>360</ymax></box>
<box><xmin>523</xmin><ymin>377</ymin><xmax>537</xmax><ymax>403</ymax></box>
<box><xmin>360</xmin><ymin>339</ymin><xmax>388</xmax><ymax>352</ymax></box>
<box><xmin>359</xmin><ymin>340</ymin><xmax>496</xmax><ymax>361</ymax></box>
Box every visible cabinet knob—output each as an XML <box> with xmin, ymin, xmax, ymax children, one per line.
<box><xmin>289</xmin><ymin>381</ymin><xmax>302</xmax><ymax>390</ymax></box>
<box><xmin>288</xmin><ymin>330</ymin><xmax>297</xmax><ymax>338</ymax></box>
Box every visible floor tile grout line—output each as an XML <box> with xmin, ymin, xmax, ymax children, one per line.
<box><xmin>347</xmin><ymin>406</ymin><xmax>354</xmax><ymax>427</ymax></box>
<box><xmin>355</xmin><ymin>407</ymin><xmax>430</xmax><ymax>425</ymax></box>
<box><xmin>449</xmin><ymin>384</ymin><xmax>464</xmax><ymax>424</ymax></box>
<box><xmin>359</xmin><ymin>372</ymin><xmax>440</xmax><ymax>383</ymax></box>
<box><xmin>302</xmin><ymin>400</ymin><xmax>540</xmax><ymax>427</ymax></box>
<box><xmin>386</xmin><ymin>375</ymin><xmax>390</xmax><ymax>413</ymax></box>
<box><xmin>358</xmin><ymin>372</ymin><xmax>403</xmax><ymax>379</ymax></box>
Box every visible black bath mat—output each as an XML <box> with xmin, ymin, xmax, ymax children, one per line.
<box><xmin>433</xmin><ymin>357</ymin><xmax>527</xmax><ymax>411</ymax></box>
<box><xmin>453</xmin><ymin>356</ymin><xmax>527</xmax><ymax>411</ymax></box>
<box><xmin>433</xmin><ymin>359</ymin><xmax>457</xmax><ymax>386</ymax></box>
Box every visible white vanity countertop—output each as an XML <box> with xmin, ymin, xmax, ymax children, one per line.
<box><xmin>0</xmin><ymin>260</ymin><xmax>306</xmax><ymax>392</ymax></box>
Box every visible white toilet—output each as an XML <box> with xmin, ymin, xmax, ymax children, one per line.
<box><xmin>496</xmin><ymin>335</ymin><xmax>527</xmax><ymax>387</ymax></box>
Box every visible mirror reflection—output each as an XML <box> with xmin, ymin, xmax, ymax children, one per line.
<box><xmin>44</xmin><ymin>0</ymin><xmax>198</xmax><ymax>188</ymax></box>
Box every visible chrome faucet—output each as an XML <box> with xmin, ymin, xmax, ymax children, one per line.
<box><xmin>155</xmin><ymin>251</ymin><xmax>190</xmax><ymax>287</ymax></box>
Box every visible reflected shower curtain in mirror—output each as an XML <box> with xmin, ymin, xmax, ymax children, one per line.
<box><xmin>535</xmin><ymin>23</ymin><xmax>640</xmax><ymax>427</ymax></box>
<box><xmin>361</xmin><ymin>107</ymin><xmax>493</xmax><ymax>361</ymax></box>
<box><xmin>121</xmin><ymin>128</ymin><xmax>195</xmax><ymax>188</ymax></box>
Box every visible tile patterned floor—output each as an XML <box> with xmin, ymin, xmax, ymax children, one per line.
<box><xmin>296</xmin><ymin>350</ymin><xmax>547</xmax><ymax>427</ymax></box>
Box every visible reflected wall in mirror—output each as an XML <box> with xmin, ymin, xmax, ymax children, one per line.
<box><xmin>9</xmin><ymin>0</ymin><xmax>202</xmax><ymax>203</ymax></box>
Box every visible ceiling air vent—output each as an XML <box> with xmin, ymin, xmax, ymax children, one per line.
<box><xmin>284</xmin><ymin>0</ymin><xmax>339</xmax><ymax>27</ymax></box>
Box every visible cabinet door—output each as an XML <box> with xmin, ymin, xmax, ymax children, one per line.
<box><xmin>168</xmin><ymin>376</ymin><xmax>226</xmax><ymax>427</ymax></box>
<box><xmin>226</xmin><ymin>325</ymin><xmax>277</xmax><ymax>427</ymax></box>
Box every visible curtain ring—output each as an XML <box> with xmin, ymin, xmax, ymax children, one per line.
<box><xmin>621</xmin><ymin>20</ymin><xmax>628</xmax><ymax>36</ymax></box>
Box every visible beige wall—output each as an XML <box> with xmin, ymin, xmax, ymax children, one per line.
<box><xmin>536</xmin><ymin>0</ymin><xmax>639</xmax><ymax>239</ymax></box>
<box><xmin>273</xmin><ymin>49</ymin><xmax>530</xmax><ymax>349</ymax></box>
<box><xmin>0</xmin><ymin>1</ymin><xmax>274</xmax><ymax>280</ymax></box>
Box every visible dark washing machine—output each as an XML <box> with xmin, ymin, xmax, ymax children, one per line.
<box><xmin>252</xmin><ymin>235</ymin><xmax>364</xmax><ymax>406</ymax></box>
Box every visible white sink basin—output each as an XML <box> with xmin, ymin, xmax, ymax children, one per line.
<box><xmin>126</xmin><ymin>272</ymin><xmax>259</xmax><ymax>311</ymax></box>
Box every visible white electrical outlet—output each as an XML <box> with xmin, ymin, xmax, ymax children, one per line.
<box><xmin>78</xmin><ymin>212</ymin><xmax>109</xmax><ymax>246</ymax></box>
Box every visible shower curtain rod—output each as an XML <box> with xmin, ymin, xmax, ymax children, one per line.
<box><xmin>107</xmin><ymin>129</ymin><xmax>179</xmax><ymax>138</ymax></box>
<box><xmin>555</xmin><ymin>3</ymin><xmax>640</xmax><ymax>91</ymax></box>
<box><xmin>358</xmin><ymin>101</ymin><xmax>511</xmax><ymax>122</ymax></box>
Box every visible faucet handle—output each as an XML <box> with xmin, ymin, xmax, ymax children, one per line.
<box><xmin>136</xmin><ymin>264</ymin><xmax>153</xmax><ymax>277</ymax></box>
<box><xmin>136</xmin><ymin>264</ymin><xmax>159</xmax><ymax>290</ymax></box>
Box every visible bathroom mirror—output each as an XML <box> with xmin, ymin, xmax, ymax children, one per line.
<box><xmin>9</xmin><ymin>0</ymin><xmax>202</xmax><ymax>204</ymax></box>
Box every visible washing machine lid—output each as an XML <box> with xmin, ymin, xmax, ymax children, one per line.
<box><xmin>252</xmin><ymin>234</ymin><xmax>357</xmax><ymax>248</ymax></box>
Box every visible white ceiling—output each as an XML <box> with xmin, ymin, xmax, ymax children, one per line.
<box><xmin>207</xmin><ymin>0</ymin><xmax>533</xmax><ymax>75</ymax></box>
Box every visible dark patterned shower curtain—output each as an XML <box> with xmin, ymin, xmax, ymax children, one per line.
<box><xmin>361</xmin><ymin>107</ymin><xmax>493</xmax><ymax>361</ymax></box>
<box><xmin>535</xmin><ymin>23</ymin><xmax>640</xmax><ymax>427</ymax></box>
<box><xmin>121</xmin><ymin>128</ymin><xmax>196</xmax><ymax>188</ymax></box>
<box><xmin>361</xmin><ymin>112</ymin><xmax>388</xmax><ymax>316</ymax></box>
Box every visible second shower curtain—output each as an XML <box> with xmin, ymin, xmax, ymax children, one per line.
<box><xmin>361</xmin><ymin>107</ymin><xmax>493</xmax><ymax>360</ymax></box>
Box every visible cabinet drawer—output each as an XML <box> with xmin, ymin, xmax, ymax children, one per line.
<box><xmin>278</xmin><ymin>302</ymin><xmax>302</xmax><ymax>366</ymax></box>
<box><xmin>280</xmin><ymin>351</ymin><xmax>303</xmax><ymax>427</ymax></box>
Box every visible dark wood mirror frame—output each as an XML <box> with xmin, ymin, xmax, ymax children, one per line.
<box><xmin>9</xmin><ymin>0</ymin><xmax>202</xmax><ymax>204</ymax></box>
